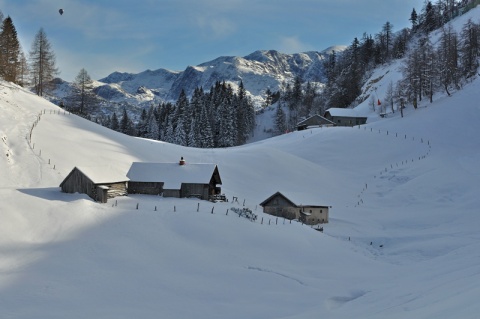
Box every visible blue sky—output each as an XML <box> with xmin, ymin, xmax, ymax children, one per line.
<box><xmin>1</xmin><ymin>0</ymin><xmax>423</xmax><ymax>82</ymax></box>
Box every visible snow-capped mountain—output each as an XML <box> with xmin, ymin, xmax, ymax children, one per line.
<box><xmin>53</xmin><ymin>47</ymin><xmax>346</xmax><ymax>110</ymax></box>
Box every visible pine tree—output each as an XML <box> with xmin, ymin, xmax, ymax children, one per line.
<box><xmin>419</xmin><ymin>36</ymin><xmax>437</xmax><ymax>103</ymax></box>
<box><xmin>136</xmin><ymin>108</ymin><xmax>149</xmax><ymax>137</ymax></box>
<box><xmin>17</xmin><ymin>51</ymin><xmax>29</xmax><ymax>86</ymax></box>
<box><xmin>381</xmin><ymin>21</ymin><xmax>394</xmax><ymax>62</ymax></box>
<box><xmin>29</xmin><ymin>28</ymin><xmax>58</xmax><ymax>96</ymax></box>
<box><xmin>0</xmin><ymin>16</ymin><xmax>21</xmax><ymax>83</ymax></box>
<box><xmin>70</xmin><ymin>68</ymin><xmax>97</xmax><ymax>115</ymax></box>
<box><xmin>110</xmin><ymin>112</ymin><xmax>119</xmax><ymax>131</ymax></box>
<box><xmin>274</xmin><ymin>104</ymin><xmax>287</xmax><ymax>135</ymax></box>
<box><xmin>120</xmin><ymin>108</ymin><xmax>135</xmax><ymax>135</ymax></box>
<box><xmin>437</xmin><ymin>24</ymin><xmax>460</xmax><ymax>96</ymax></box>
<box><xmin>384</xmin><ymin>81</ymin><xmax>395</xmax><ymax>113</ymax></box>
<box><xmin>173</xmin><ymin>118</ymin><xmax>187</xmax><ymax>146</ymax></box>
<box><xmin>410</xmin><ymin>8</ymin><xmax>419</xmax><ymax>30</ymax></box>
<box><xmin>145</xmin><ymin>106</ymin><xmax>160</xmax><ymax>140</ymax></box>
<box><xmin>459</xmin><ymin>18</ymin><xmax>480</xmax><ymax>79</ymax></box>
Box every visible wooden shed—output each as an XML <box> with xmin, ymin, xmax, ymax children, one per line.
<box><xmin>324</xmin><ymin>108</ymin><xmax>368</xmax><ymax>127</ymax></box>
<box><xmin>297</xmin><ymin>114</ymin><xmax>335</xmax><ymax>130</ymax></box>
<box><xmin>260</xmin><ymin>191</ymin><xmax>330</xmax><ymax>225</ymax></box>
<box><xmin>60</xmin><ymin>166</ymin><xmax>128</xmax><ymax>203</ymax></box>
<box><xmin>126</xmin><ymin>157</ymin><xmax>222</xmax><ymax>200</ymax></box>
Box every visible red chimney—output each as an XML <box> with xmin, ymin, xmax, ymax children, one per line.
<box><xmin>179</xmin><ymin>156</ymin><xmax>186</xmax><ymax>165</ymax></box>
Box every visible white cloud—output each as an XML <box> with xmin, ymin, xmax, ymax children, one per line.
<box><xmin>278</xmin><ymin>36</ymin><xmax>311</xmax><ymax>54</ymax></box>
<box><xmin>195</xmin><ymin>16</ymin><xmax>237</xmax><ymax>39</ymax></box>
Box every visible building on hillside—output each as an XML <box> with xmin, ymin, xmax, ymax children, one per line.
<box><xmin>259</xmin><ymin>191</ymin><xmax>330</xmax><ymax>225</ymax></box>
<box><xmin>126</xmin><ymin>157</ymin><xmax>223</xmax><ymax>201</ymax></box>
<box><xmin>297</xmin><ymin>114</ymin><xmax>335</xmax><ymax>131</ymax></box>
<box><xmin>324</xmin><ymin>108</ymin><xmax>368</xmax><ymax>127</ymax></box>
<box><xmin>60</xmin><ymin>166</ymin><xmax>128</xmax><ymax>203</ymax></box>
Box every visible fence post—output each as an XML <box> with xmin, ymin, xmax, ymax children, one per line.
<box><xmin>136</xmin><ymin>203</ymin><xmax>139</xmax><ymax>210</ymax></box>
<box><xmin>211</xmin><ymin>206</ymin><xmax>214</xmax><ymax>214</ymax></box>
<box><xmin>226</xmin><ymin>209</ymin><xmax>228</xmax><ymax>215</ymax></box>
<box><xmin>174</xmin><ymin>206</ymin><xmax>176</xmax><ymax>212</ymax></box>
<box><xmin>197</xmin><ymin>203</ymin><xmax>200</xmax><ymax>212</ymax></box>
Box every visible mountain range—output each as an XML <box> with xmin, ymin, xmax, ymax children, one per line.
<box><xmin>53</xmin><ymin>46</ymin><xmax>346</xmax><ymax>110</ymax></box>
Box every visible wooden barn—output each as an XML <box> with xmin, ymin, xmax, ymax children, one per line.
<box><xmin>60</xmin><ymin>166</ymin><xmax>128</xmax><ymax>203</ymax></box>
<box><xmin>260</xmin><ymin>191</ymin><xmax>330</xmax><ymax>225</ymax></box>
<box><xmin>126</xmin><ymin>157</ymin><xmax>222</xmax><ymax>200</ymax></box>
<box><xmin>324</xmin><ymin>108</ymin><xmax>368</xmax><ymax>127</ymax></box>
<box><xmin>297</xmin><ymin>114</ymin><xmax>335</xmax><ymax>131</ymax></box>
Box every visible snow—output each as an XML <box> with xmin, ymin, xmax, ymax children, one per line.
<box><xmin>126</xmin><ymin>162</ymin><xmax>218</xmax><ymax>189</ymax></box>
<box><xmin>1</xmin><ymin>7</ymin><xmax>480</xmax><ymax>318</ymax></box>
<box><xmin>65</xmin><ymin>166</ymin><xmax>129</xmax><ymax>185</ymax></box>
<box><xmin>325</xmin><ymin>107</ymin><xmax>369</xmax><ymax>117</ymax></box>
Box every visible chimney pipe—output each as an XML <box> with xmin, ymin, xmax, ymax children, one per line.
<box><xmin>179</xmin><ymin>156</ymin><xmax>186</xmax><ymax>165</ymax></box>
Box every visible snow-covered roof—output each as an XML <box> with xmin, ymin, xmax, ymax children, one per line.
<box><xmin>297</xmin><ymin>114</ymin><xmax>335</xmax><ymax>126</ymax></box>
<box><xmin>260</xmin><ymin>191</ymin><xmax>329</xmax><ymax>208</ymax></box>
<box><xmin>325</xmin><ymin>107</ymin><xmax>368</xmax><ymax>118</ymax></box>
<box><xmin>127</xmin><ymin>162</ymin><xmax>221</xmax><ymax>189</ymax></box>
<box><xmin>65</xmin><ymin>166</ymin><xmax>129</xmax><ymax>185</ymax></box>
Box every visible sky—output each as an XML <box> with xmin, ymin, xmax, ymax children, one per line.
<box><xmin>0</xmin><ymin>0</ymin><xmax>423</xmax><ymax>81</ymax></box>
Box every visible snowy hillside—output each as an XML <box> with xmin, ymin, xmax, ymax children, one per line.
<box><xmin>2</xmin><ymin>39</ymin><xmax>480</xmax><ymax>319</ymax></box>
<box><xmin>2</xmin><ymin>5</ymin><xmax>480</xmax><ymax>318</ymax></box>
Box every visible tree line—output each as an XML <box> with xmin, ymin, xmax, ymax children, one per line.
<box><xmin>93</xmin><ymin>81</ymin><xmax>256</xmax><ymax>148</ymax></box>
<box><xmin>271</xmin><ymin>0</ymin><xmax>480</xmax><ymax>134</ymax></box>
<box><xmin>0</xmin><ymin>10</ymin><xmax>58</xmax><ymax>95</ymax></box>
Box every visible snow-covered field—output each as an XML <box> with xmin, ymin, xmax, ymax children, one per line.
<box><xmin>2</xmin><ymin>9</ymin><xmax>480</xmax><ymax>318</ymax></box>
<box><xmin>2</xmin><ymin>71</ymin><xmax>480</xmax><ymax>318</ymax></box>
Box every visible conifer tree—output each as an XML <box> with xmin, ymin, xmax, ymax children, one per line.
<box><xmin>70</xmin><ymin>68</ymin><xmax>97</xmax><ymax>115</ymax></box>
<box><xmin>110</xmin><ymin>112</ymin><xmax>119</xmax><ymax>131</ymax></box>
<box><xmin>410</xmin><ymin>8</ymin><xmax>419</xmax><ymax>30</ymax></box>
<box><xmin>29</xmin><ymin>28</ymin><xmax>58</xmax><ymax>96</ymax></box>
<box><xmin>437</xmin><ymin>24</ymin><xmax>460</xmax><ymax>95</ymax></box>
<box><xmin>0</xmin><ymin>16</ymin><xmax>21</xmax><ymax>83</ymax></box>
<box><xmin>120</xmin><ymin>108</ymin><xmax>135</xmax><ymax>135</ymax></box>
<box><xmin>274</xmin><ymin>104</ymin><xmax>287</xmax><ymax>135</ymax></box>
<box><xmin>460</xmin><ymin>18</ymin><xmax>480</xmax><ymax>79</ymax></box>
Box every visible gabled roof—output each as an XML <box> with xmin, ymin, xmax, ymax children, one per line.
<box><xmin>297</xmin><ymin>114</ymin><xmax>335</xmax><ymax>126</ymax></box>
<box><xmin>127</xmin><ymin>162</ymin><xmax>221</xmax><ymax>189</ymax></box>
<box><xmin>260</xmin><ymin>191</ymin><xmax>329</xmax><ymax>208</ymax></box>
<box><xmin>324</xmin><ymin>108</ymin><xmax>368</xmax><ymax>118</ymax></box>
<box><xmin>60</xmin><ymin>166</ymin><xmax>129</xmax><ymax>187</ymax></box>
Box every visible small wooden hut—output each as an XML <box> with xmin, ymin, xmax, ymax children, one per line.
<box><xmin>297</xmin><ymin>114</ymin><xmax>335</xmax><ymax>130</ymax></box>
<box><xmin>260</xmin><ymin>191</ymin><xmax>330</xmax><ymax>225</ymax></box>
<box><xmin>324</xmin><ymin>108</ymin><xmax>368</xmax><ymax>127</ymax></box>
<box><xmin>126</xmin><ymin>157</ymin><xmax>222</xmax><ymax>200</ymax></box>
<box><xmin>60</xmin><ymin>166</ymin><xmax>128</xmax><ymax>203</ymax></box>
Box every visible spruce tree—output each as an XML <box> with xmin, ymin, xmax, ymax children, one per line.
<box><xmin>0</xmin><ymin>16</ymin><xmax>21</xmax><ymax>83</ymax></box>
<box><xmin>274</xmin><ymin>104</ymin><xmax>287</xmax><ymax>135</ymax></box>
<box><xmin>110</xmin><ymin>112</ymin><xmax>119</xmax><ymax>131</ymax></box>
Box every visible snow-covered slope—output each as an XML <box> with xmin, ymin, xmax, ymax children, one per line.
<box><xmin>1</xmin><ymin>44</ymin><xmax>480</xmax><ymax>319</ymax></box>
